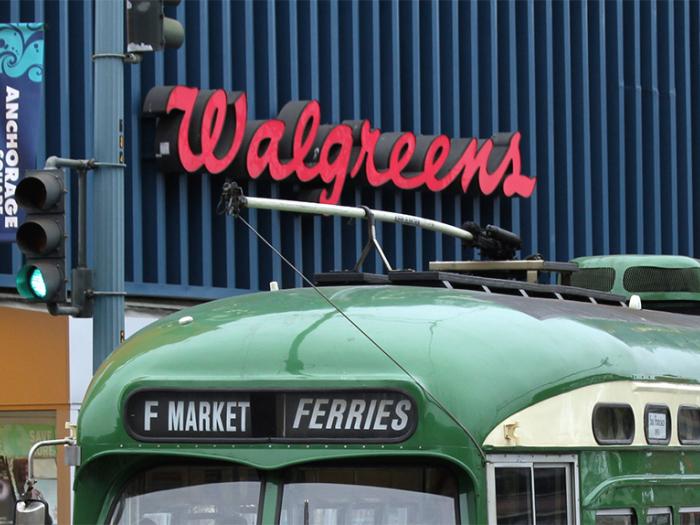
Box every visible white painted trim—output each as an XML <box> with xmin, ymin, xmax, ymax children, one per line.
<box><xmin>483</xmin><ymin>381</ymin><xmax>700</xmax><ymax>448</ymax></box>
<box><xmin>487</xmin><ymin>454</ymin><xmax>578</xmax><ymax>463</ymax></box>
<box><xmin>595</xmin><ymin>508</ymin><xmax>636</xmax><ymax>516</ymax></box>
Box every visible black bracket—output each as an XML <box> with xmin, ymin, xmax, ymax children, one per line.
<box><xmin>217</xmin><ymin>181</ymin><xmax>246</xmax><ymax>217</ymax></box>
<box><xmin>353</xmin><ymin>206</ymin><xmax>393</xmax><ymax>273</ymax></box>
<box><xmin>87</xmin><ymin>290</ymin><xmax>127</xmax><ymax>297</ymax></box>
<box><xmin>92</xmin><ymin>52</ymin><xmax>142</xmax><ymax>64</ymax></box>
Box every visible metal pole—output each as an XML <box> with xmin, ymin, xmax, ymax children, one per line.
<box><xmin>78</xmin><ymin>169</ymin><xmax>87</xmax><ymax>268</ymax></box>
<box><xmin>93</xmin><ymin>0</ymin><xmax>125</xmax><ymax>370</ymax></box>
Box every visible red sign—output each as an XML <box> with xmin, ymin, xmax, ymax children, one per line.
<box><xmin>143</xmin><ymin>86</ymin><xmax>535</xmax><ymax>205</ymax></box>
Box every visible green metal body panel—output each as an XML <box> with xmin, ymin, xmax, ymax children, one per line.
<box><xmin>578</xmin><ymin>449</ymin><xmax>700</xmax><ymax>524</ymax></box>
<box><xmin>73</xmin><ymin>285</ymin><xmax>700</xmax><ymax>524</ymax></box>
<box><xmin>573</xmin><ymin>254</ymin><xmax>700</xmax><ymax>302</ymax></box>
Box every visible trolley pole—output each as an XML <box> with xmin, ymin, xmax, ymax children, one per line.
<box><xmin>92</xmin><ymin>0</ymin><xmax>125</xmax><ymax>370</ymax></box>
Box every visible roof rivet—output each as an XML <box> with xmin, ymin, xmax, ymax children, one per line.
<box><xmin>178</xmin><ymin>315</ymin><xmax>194</xmax><ymax>326</ymax></box>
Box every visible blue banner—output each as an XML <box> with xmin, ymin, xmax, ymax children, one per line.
<box><xmin>0</xmin><ymin>23</ymin><xmax>44</xmax><ymax>243</ymax></box>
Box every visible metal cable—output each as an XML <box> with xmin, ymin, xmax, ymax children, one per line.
<box><xmin>236</xmin><ymin>214</ymin><xmax>487</xmax><ymax>463</ymax></box>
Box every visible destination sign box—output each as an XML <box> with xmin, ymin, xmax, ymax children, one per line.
<box><xmin>125</xmin><ymin>389</ymin><xmax>417</xmax><ymax>443</ymax></box>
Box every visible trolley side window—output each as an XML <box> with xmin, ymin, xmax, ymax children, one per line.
<box><xmin>487</xmin><ymin>456</ymin><xmax>578</xmax><ymax>525</ymax></box>
<box><xmin>646</xmin><ymin>507</ymin><xmax>672</xmax><ymax>525</ymax></box>
<box><xmin>277</xmin><ymin>463</ymin><xmax>459</xmax><ymax>525</ymax></box>
<box><xmin>593</xmin><ymin>404</ymin><xmax>635</xmax><ymax>445</ymax></box>
<box><xmin>678</xmin><ymin>406</ymin><xmax>700</xmax><ymax>445</ymax></box>
<box><xmin>494</xmin><ymin>467</ymin><xmax>533</xmax><ymax>524</ymax></box>
<box><xmin>595</xmin><ymin>509</ymin><xmax>637</xmax><ymax>525</ymax></box>
<box><xmin>680</xmin><ymin>507</ymin><xmax>700</xmax><ymax>525</ymax></box>
<box><xmin>108</xmin><ymin>463</ymin><xmax>261</xmax><ymax>525</ymax></box>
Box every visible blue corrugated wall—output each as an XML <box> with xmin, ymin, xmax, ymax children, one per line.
<box><xmin>0</xmin><ymin>0</ymin><xmax>698</xmax><ymax>299</ymax></box>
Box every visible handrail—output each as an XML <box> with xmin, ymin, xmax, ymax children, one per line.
<box><xmin>27</xmin><ymin>438</ymin><xmax>75</xmax><ymax>485</ymax></box>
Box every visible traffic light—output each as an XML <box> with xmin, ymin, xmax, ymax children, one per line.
<box><xmin>15</xmin><ymin>169</ymin><xmax>67</xmax><ymax>303</ymax></box>
<box><xmin>126</xmin><ymin>0</ymin><xmax>185</xmax><ymax>53</ymax></box>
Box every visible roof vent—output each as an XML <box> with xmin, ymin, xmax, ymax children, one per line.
<box><xmin>570</xmin><ymin>267</ymin><xmax>615</xmax><ymax>292</ymax></box>
<box><xmin>623</xmin><ymin>267</ymin><xmax>700</xmax><ymax>293</ymax></box>
<box><xmin>571</xmin><ymin>255</ymin><xmax>700</xmax><ymax>316</ymax></box>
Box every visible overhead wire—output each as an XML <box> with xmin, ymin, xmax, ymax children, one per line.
<box><xmin>234</xmin><ymin>213</ymin><xmax>487</xmax><ymax>463</ymax></box>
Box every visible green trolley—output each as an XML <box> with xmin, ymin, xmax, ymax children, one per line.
<box><xmin>19</xmin><ymin>196</ymin><xmax>700</xmax><ymax>525</ymax></box>
<box><xmin>68</xmin><ymin>278</ymin><xmax>700</xmax><ymax>525</ymax></box>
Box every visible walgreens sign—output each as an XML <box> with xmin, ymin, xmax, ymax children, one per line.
<box><xmin>143</xmin><ymin>86</ymin><xmax>535</xmax><ymax>205</ymax></box>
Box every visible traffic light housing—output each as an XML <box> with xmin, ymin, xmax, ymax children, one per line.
<box><xmin>126</xmin><ymin>0</ymin><xmax>185</xmax><ymax>53</ymax></box>
<box><xmin>15</xmin><ymin>169</ymin><xmax>67</xmax><ymax>303</ymax></box>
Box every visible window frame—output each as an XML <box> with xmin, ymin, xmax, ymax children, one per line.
<box><xmin>646</xmin><ymin>507</ymin><xmax>673</xmax><ymax>524</ymax></box>
<box><xmin>644</xmin><ymin>405</ymin><xmax>671</xmax><ymax>445</ymax></box>
<box><xmin>679</xmin><ymin>507</ymin><xmax>700</xmax><ymax>525</ymax></box>
<box><xmin>486</xmin><ymin>454</ymin><xmax>580</xmax><ymax>525</ymax></box>
<box><xmin>678</xmin><ymin>405</ymin><xmax>700</xmax><ymax>445</ymax></box>
<box><xmin>592</xmin><ymin>403</ymin><xmax>636</xmax><ymax>445</ymax></box>
<box><xmin>595</xmin><ymin>508</ymin><xmax>637</xmax><ymax>524</ymax></box>
<box><xmin>105</xmin><ymin>459</ymin><xmax>465</xmax><ymax>525</ymax></box>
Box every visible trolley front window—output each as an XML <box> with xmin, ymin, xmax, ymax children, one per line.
<box><xmin>278</xmin><ymin>464</ymin><xmax>459</xmax><ymax>525</ymax></box>
<box><xmin>108</xmin><ymin>463</ymin><xmax>261</xmax><ymax>525</ymax></box>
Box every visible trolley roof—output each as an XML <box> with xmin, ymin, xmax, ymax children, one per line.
<box><xmin>78</xmin><ymin>284</ymin><xmax>700</xmax><ymax>465</ymax></box>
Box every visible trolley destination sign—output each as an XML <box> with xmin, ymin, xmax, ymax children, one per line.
<box><xmin>143</xmin><ymin>86</ymin><xmax>536</xmax><ymax>205</ymax></box>
<box><xmin>125</xmin><ymin>389</ymin><xmax>417</xmax><ymax>443</ymax></box>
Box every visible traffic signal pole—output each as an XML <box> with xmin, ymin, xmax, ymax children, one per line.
<box><xmin>93</xmin><ymin>0</ymin><xmax>125</xmax><ymax>369</ymax></box>
<box><xmin>16</xmin><ymin>2</ymin><xmax>181</xmax><ymax>361</ymax></box>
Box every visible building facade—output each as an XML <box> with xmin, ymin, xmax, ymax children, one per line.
<box><xmin>0</xmin><ymin>0</ymin><xmax>697</xmax><ymax>301</ymax></box>
<box><xmin>0</xmin><ymin>300</ymin><xmax>165</xmax><ymax>523</ymax></box>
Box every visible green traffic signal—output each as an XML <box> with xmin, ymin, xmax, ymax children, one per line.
<box><xmin>29</xmin><ymin>267</ymin><xmax>47</xmax><ymax>298</ymax></box>
<box><xmin>15</xmin><ymin>169</ymin><xmax>67</xmax><ymax>303</ymax></box>
<box><xmin>16</xmin><ymin>263</ymin><xmax>64</xmax><ymax>301</ymax></box>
